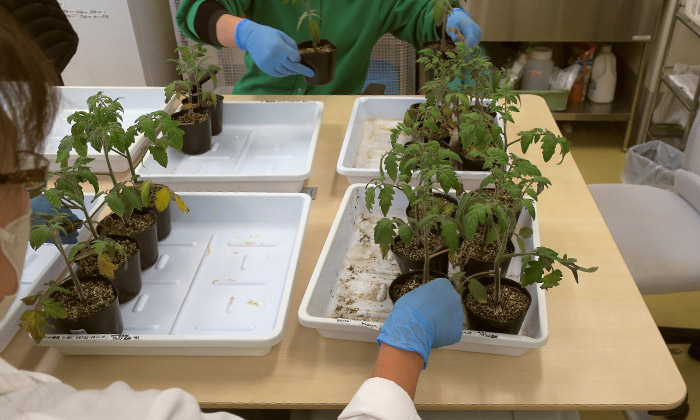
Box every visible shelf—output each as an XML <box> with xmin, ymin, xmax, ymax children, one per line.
<box><xmin>647</xmin><ymin>124</ymin><xmax>685</xmax><ymax>143</ymax></box>
<box><xmin>660</xmin><ymin>74</ymin><xmax>696</xmax><ymax>111</ymax></box>
<box><xmin>676</xmin><ymin>12</ymin><xmax>700</xmax><ymax>39</ymax></box>
<box><xmin>551</xmin><ymin>97</ymin><xmax>632</xmax><ymax>122</ymax></box>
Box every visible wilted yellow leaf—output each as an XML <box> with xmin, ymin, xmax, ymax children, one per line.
<box><xmin>98</xmin><ymin>254</ymin><xmax>118</xmax><ymax>279</ymax></box>
<box><xmin>174</xmin><ymin>194</ymin><xmax>190</xmax><ymax>213</ymax></box>
<box><xmin>154</xmin><ymin>187</ymin><xmax>171</xmax><ymax>212</ymax></box>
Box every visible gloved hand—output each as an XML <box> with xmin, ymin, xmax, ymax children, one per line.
<box><xmin>234</xmin><ymin>18</ymin><xmax>315</xmax><ymax>78</ymax></box>
<box><xmin>446</xmin><ymin>8</ymin><xmax>482</xmax><ymax>50</ymax></box>
<box><xmin>377</xmin><ymin>278</ymin><xmax>463</xmax><ymax>369</ymax></box>
<box><xmin>30</xmin><ymin>195</ymin><xmax>79</xmax><ymax>244</ymax></box>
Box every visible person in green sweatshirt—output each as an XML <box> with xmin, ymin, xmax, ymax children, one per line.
<box><xmin>176</xmin><ymin>0</ymin><xmax>481</xmax><ymax>94</ymax></box>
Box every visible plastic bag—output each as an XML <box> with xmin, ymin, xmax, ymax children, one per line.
<box><xmin>621</xmin><ymin>140</ymin><xmax>684</xmax><ymax>186</ymax></box>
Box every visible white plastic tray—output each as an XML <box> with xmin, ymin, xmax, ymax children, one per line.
<box><xmin>0</xmin><ymin>196</ymin><xmax>103</xmax><ymax>352</ymax></box>
<box><xmin>5</xmin><ymin>193</ymin><xmax>310</xmax><ymax>356</ymax></box>
<box><xmin>136</xmin><ymin>101</ymin><xmax>324</xmax><ymax>193</ymax></box>
<box><xmin>336</xmin><ymin>97</ymin><xmax>504</xmax><ymax>190</ymax></box>
<box><xmin>45</xmin><ymin>87</ymin><xmax>177</xmax><ymax>172</ymax></box>
<box><xmin>298</xmin><ymin>184</ymin><xmax>548</xmax><ymax>357</ymax></box>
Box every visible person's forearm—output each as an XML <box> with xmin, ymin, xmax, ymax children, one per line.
<box><xmin>215</xmin><ymin>14</ymin><xmax>244</xmax><ymax>49</ymax></box>
<box><xmin>371</xmin><ymin>343</ymin><xmax>423</xmax><ymax>399</ymax></box>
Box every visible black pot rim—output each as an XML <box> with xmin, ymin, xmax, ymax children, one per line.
<box><xmin>99</xmin><ymin>209</ymin><xmax>158</xmax><ymax>235</ymax></box>
<box><xmin>297</xmin><ymin>39</ymin><xmax>337</xmax><ymax>51</ymax></box>
<box><xmin>172</xmin><ymin>108</ymin><xmax>211</xmax><ymax>124</ymax></box>
<box><xmin>462</xmin><ymin>276</ymin><xmax>532</xmax><ymax>324</ymax></box>
<box><xmin>389</xmin><ymin>269</ymin><xmax>449</xmax><ymax>302</ymax></box>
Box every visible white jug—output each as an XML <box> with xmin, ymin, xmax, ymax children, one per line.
<box><xmin>588</xmin><ymin>45</ymin><xmax>617</xmax><ymax>104</ymax></box>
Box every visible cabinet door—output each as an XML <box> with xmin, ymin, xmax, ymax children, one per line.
<box><xmin>465</xmin><ymin>0</ymin><xmax>662</xmax><ymax>42</ymax></box>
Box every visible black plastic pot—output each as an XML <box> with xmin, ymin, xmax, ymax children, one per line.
<box><xmin>298</xmin><ymin>39</ymin><xmax>337</xmax><ymax>86</ymax></box>
<box><xmin>391</xmin><ymin>238</ymin><xmax>449</xmax><ymax>275</ymax></box>
<box><xmin>50</xmin><ymin>275</ymin><xmax>124</xmax><ymax>335</ymax></box>
<box><xmin>463</xmin><ymin>277</ymin><xmax>532</xmax><ymax>334</ymax></box>
<box><xmin>389</xmin><ymin>270</ymin><xmax>447</xmax><ymax>303</ymax></box>
<box><xmin>153</xmin><ymin>203</ymin><xmax>171</xmax><ymax>241</ymax></box>
<box><xmin>184</xmin><ymin>94</ymin><xmax>223</xmax><ymax>136</ymax></box>
<box><xmin>99</xmin><ymin>210</ymin><xmax>159</xmax><ymax>270</ymax></box>
<box><xmin>459</xmin><ymin>239</ymin><xmax>514</xmax><ymax>278</ymax></box>
<box><xmin>173</xmin><ymin>109</ymin><xmax>212</xmax><ymax>155</ymax></box>
<box><xmin>77</xmin><ymin>236</ymin><xmax>142</xmax><ymax>304</ymax></box>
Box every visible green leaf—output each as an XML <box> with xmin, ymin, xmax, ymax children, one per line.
<box><xmin>378</xmin><ymin>186</ymin><xmax>394</xmax><ymax>216</ymax></box>
<box><xmin>105</xmin><ymin>193</ymin><xmax>125</xmax><ymax>218</ymax></box>
<box><xmin>57</xmin><ymin>136</ymin><xmax>74</xmax><ymax>164</ymax></box>
<box><xmin>41</xmin><ymin>298</ymin><xmax>67</xmax><ymax>319</ymax></box>
<box><xmin>42</xmin><ymin>190</ymin><xmax>62</xmax><ymax>209</ymax></box>
<box><xmin>440</xmin><ymin>220</ymin><xmax>460</xmax><ymax>254</ymax></box>
<box><xmin>122</xmin><ymin>187</ymin><xmax>143</xmax><ymax>211</ymax></box>
<box><xmin>521</xmin><ymin>259</ymin><xmax>544</xmax><ymax>287</ymax></box>
<box><xmin>365</xmin><ymin>186</ymin><xmax>376</xmax><ymax>211</ymax></box>
<box><xmin>140</xmin><ymin>181</ymin><xmax>151</xmax><ymax>207</ymax></box>
<box><xmin>468</xmin><ymin>279</ymin><xmax>487</xmax><ymax>304</ymax></box>
<box><xmin>67</xmin><ymin>242</ymin><xmax>88</xmax><ymax>261</ymax></box>
<box><xmin>384</xmin><ymin>154</ymin><xmax>398</xmax><ymax>182</ymax></box>
<box><xmin>398</xmin><ymin>224</ymin><xmax>413</xmax><ymax>246</ymax></box>
<box><xmin>519</xmin><ymin>226</ymin><xmax>533</xmax><ymax>239</ymax></box>
<box><xmin>374</xmin><ymin>218</ymin><xmax>396</xmax><ymax>258</ymax></box>
<box><xmin>308</xmin><ymin>19</ymin><xmax>321</xmax><ymax>44</ymax></box>
<box><xmin>149</xmin><ymin>146</ymin><xmax>168</xmax><ymax>168</ymax></box>
<box><xmin>29</xmin><ymin>227</ymin><xmax>51</xmax><ymax>250</ymax></box>
<box><xmin>541</xmin><ymin>270</ymin><xmax>563</xmax><ymax>289</ymax></box>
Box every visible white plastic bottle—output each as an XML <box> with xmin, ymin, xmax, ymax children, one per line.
<box><xmin>588</xmin><ymin>44</ymin><xmax>617</xmax><ymax>104</ymax></box>
<box><xmin>521</xmin><ymin>46</ymin><xmax>553</xmax><ymax>91</ymax></box>
<box><xmin>685</xmin><ymin>0</ymin><xmax>700</xmax><ymax>27</ymax></box>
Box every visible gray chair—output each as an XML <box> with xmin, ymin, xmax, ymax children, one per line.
<box><xmin>589</xmin><ymin>111</ymin><xmax>700</xmax><ymax>363</ymax></box>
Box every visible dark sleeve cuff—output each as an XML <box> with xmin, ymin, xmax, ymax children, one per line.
<box><xmin>193</xmin><ymin>0</ymin><xmax>229</xmax><ymax>47</ymax></box>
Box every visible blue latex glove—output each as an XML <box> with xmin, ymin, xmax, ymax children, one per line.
<box><xmin>446</xmin><ymin>8</ymin><xmax>482</xmax><ymax>50</ymax></box>
<box><xmin>30</xmin><ymin>195</ymin><xmax>79</xmax><ymax>244</ymax></box>
<box><xmin>234</xmin><ymin>18</ymin><xmax>314</xmax><ymax>78</ymax></box>
<box><xmin>377</xmin><ymin>278</ymin><xmax>463</xmax><ymax>369</ymax></box>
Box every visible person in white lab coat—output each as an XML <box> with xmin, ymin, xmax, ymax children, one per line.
<box><xmin>0</xmin><ymin>7</ymin><xmax>464</xmax><ymax>420</ymax></box>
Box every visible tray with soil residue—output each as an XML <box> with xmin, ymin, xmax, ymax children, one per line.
<box><xmin>336</xmin><ymin>97</ymin><xmax>506</xmax><ymax>189</ymax></box>
<box><xmin>299</xmin><ymin>184</ymin><xmax>548</xmax><ymax>356</ymax></box>
<box><xmin>22</xmin><ymin>193</ymin><xmax>311</xmax><ymax>356</ymax></box>
<box><xmin>137</xmin><ymin>101</ymin><xmax>323</xmax><ymax>193</ymax></box>
<box><xmin>43</xmin><ymin>87</ymin><xmax>177</xmax><ymax>172</ymax></box>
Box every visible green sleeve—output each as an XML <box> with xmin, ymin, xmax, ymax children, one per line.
<box><xmin>378</xmin><ymin>0</ymin><xmax>440</xmax><ymax>48</ymax></box>
<box><xmin>175</xmin><ymin>0</ymin><xmax>251</xmax><ymax>45</ymax></box>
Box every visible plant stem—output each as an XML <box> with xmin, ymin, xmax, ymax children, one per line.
<box><xmin>80</xmin><ymin>203</ymin><xmax>99</xmax><ymax>239</ymax></box>
<box><xmin>52</xmin><ymin>234</ymin><xmax>84</xmax><ymax>301</ymax></box>
<box><xmin>125</xmin><ymin>148</ymin><xmax>139</xmax><ymax>184</ymax></box>
<box><xmin>102</xmin><ymin>142</ymin><xmax>119</xmax><ymax>189</ymax></box>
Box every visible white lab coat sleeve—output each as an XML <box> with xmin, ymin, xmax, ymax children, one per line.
<box><xmin>338</xmin><ymin>377</ymin><xmax>421</xmax><ymax>420</ymax></box>
<box><xmin>1</xmin><ymin>358</ymin><xmax>240</xmax><ymax>420</ymax></box>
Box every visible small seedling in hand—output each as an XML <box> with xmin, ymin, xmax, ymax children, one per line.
<box><xmin>283</xmin><ymin>0</ymin><xmax>322</xmax><ymax>48</ymax></box>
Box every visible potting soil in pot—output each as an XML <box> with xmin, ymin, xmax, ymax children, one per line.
<box><xmin>463</xmin><ymin>282</ymin><xmax>531</xmax><ymax>323</ymax></box>
<box><xmin>353</xmin><ymin>118</ymin><xmax>408</xmax><ymax>169</ymax></box>
<box><xmin>55</xmin><ymin>278</ymin><xmax>117</xmax><ymax>322</ymax></box>
<box><xmin>78</xmin><ymin>237</ymin><xmax>138</xmax><ymax>275</ymax></box>
<box><xmin>101</xmin><ymin>212</ymin><xmax>157</xmax><ymax>236</ymax></box>
<box><xmin>392</xmin><ymin>230</ymin><xmax>445</xmax><ymax>262</ymax></box>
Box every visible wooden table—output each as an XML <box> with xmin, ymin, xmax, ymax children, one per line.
<box><xmin>2</xmin><ymin>95</ymin><xmax>687</xmax><ymax>411</ymax></box>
